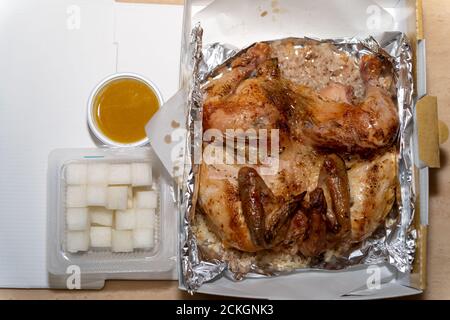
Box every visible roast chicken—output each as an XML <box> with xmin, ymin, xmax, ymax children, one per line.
<box><xmin>197</xmin><ymin>40</ymin><xmax>399</xmax><ymax>262</ymax></box>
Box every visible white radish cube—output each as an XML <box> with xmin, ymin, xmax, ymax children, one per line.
<box><xmin>90</xmin><ymin>207</ymin><xmax>113</xmax><ymax>227</ymax></box>
<box><xmin>109</xmin><ymin>164</ymin><xmax>131</xmax><ymax>185</ymax></box>
<box><xmin>131</xmin><ymin>163</ymin><xmax>153</xmax><ymax>187</ymax></box>
<box><xmin>66</xmin><ymin>163</ymin><xmax>87</xmax><ymax>185</ymax></box>
<box><xmin>66</xmin><ymin>231</ymin><xmax>89</xmax><ymax>253</ymax></box>
<box><xmin>86</xmin><ymin>186</ymin><xmax>107</xmax><ymax>207</ymax></box>
<box><xmin>133</xmin><ymin>228</ymin><xmax>154</xmax><ymax>249</ymax></box>
<box><xmin>111</xmin><ymin>230</ymin><xmax>134</xmax><ymax>253</ymax></box>
<box><xmin>66</xmin><ymin>186</ymin><xmax>86</xmax><ymax>208</ymax></box>
<box><xmin>66</xmin><ymin>208</ymin><xmax>89</xmax><ymax>231</ymax></box>
<box><xmin>90</xmin><ymin>227</ymin><xmax>112</xmax><ymax>248</ymax></box>
<box><xmin>135</xmin><ymin>209</ymin><xmax>156</xmax><ymax>229</ymax></box>
<box><xmin>115</xmin><ymin>209</ymin><xmax>136</xmax><ymax>230</ymax></box>
<box><xmin>135</xmin><ymin>191</ymin><xmax>158</xmax><ymax>209</ymax></box>
<box><xmin>107</xmin><ymin>186</ymin><xmax>128</xmax><ymax>210</ymax></box>
<box><xmin>127</xmin><ymin>187</ymin><xmax>133</xmax><ymax>209</ymax></box>
<box><xmin>87</xmin><ymin>163</ymin><xmax>109</xmax><ymax>185</ymax></box>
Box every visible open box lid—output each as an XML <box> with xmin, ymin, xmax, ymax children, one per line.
<box><xmin>146</xmin><ymin>0</ymin><xmax>448</xmax><ymax>299</ymax></box>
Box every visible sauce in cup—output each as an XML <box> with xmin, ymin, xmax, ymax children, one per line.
<box><xmin>88</xmin><ymin>74</ymin><xmax>163</xmax><ymax>147</ymax></box>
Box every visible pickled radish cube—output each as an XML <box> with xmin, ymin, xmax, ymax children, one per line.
<box><xmin>133</xmin><ymin>228</ymin><xmax>154</xmax><ymax>249</ymax></box>
<box><xmin>90</xmin><ymin>207</ymin><xmax>113</xmax><ymax>227</ymax></box>
<box><xmin>86</xmin><ymin>186</ymin><xmax>107</xmax><ymax>207</ymax></box>
<box><xmin>106</xmin><ymin>186</ymin><xmax>128</xmax><ymax>210</ymax></box>
<box><xmin>66</xmin><ymin>163</ymin><xmax>87</xmax><ymax>185</ymax></box>
<box><xmin>135</xmin><ymin>209</ymin><xmax>156</xmax><ymax>229</ymax></box>
<box><xmin>115</xmin><ymin>209</ymin><xmax>136</xmax><ymax>230</ymax></box>
<box><xmin>90</xmin><ymin>227</ymin><xmax>111</xmax><ymax>248</ymax></box>
<box><xmin>66</xmin><ymin>208</ymin><xmax>89</xmax><ymax>231</ymax></box>
<box><xmin>111</xmin><ymin>230</ymin><xmax>134</xmax><ymax>253</ymax></box>
<box><xmin>66</xmin><ymin>186</ymin><xmax>87</xmax><ymax>208</ymax></box>
<box><xmin>109</xmin><ymin>164</ymin><xmax>131</xmax><ymax>185</ymax></box>
<box><xmin>131</xmin><ymin>163</ymin><xmax>152</xmax><ymax>187</ymax></box>
<box><xmin>87</xmin><ymin>163</ymin><xmax>109</xmax><ymax>185</ymax></box>
<box><xmin>135</xmin><ymin>191</ymin><xmax>157</xmax><ymax>209</ymax></box>
<box><xmin>67</xmin><ymin>231</ymin><xmax>89</xmax><ymax>253</ymax></box>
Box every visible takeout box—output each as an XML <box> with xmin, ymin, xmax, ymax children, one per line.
<box><xmin>147</xmin><ymin>0</ymin><xmax>448</xmax><ymax>299</ymax></box>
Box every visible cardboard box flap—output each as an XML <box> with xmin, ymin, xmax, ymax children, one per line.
<box><xmin>439</xmin><ymin>120</ymin><xmax>449</xmax><ymax>145</ymax></box>
<box><xmin>416</xmin><ymin>95</ymin><xmax>448</xmax><ymax>168</ymax></box>
<box><xmin>411</xmin><ymin>225</ymin><xmax>427</xmax><ymax>290</ymax></box>
<box><xmin>416</xmin><ymin>0</ymin><xmax>424</xmax><ymax>40</ymax></box>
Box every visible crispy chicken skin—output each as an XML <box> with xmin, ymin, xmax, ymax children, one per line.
<box><xmin>238</xmin><ymin>167</ymin><xmax>306</xmax><ymax>249</ymax></box>
<box><xmin>203</xmin><ymin>43</ymin><xmax>399</xmax><ymax>156</ymax></box>
<box><xmin>198</xmin><ymin>146</ymin><xmax>397</xmax><ymax>253</ymax></box>
<box><xmin>290</xmin><ymin>84</ymin><xmax>399</xmax><ymax>155</ymax></box>
<box><xmin>204</xmin><ymin>43</ymin><xmax>272</xmax><ymax>104</ymax></box>
<box><xmin>198</xmin><ymin>142</ymin><xmax>323</xmax><ymax>252</ymax></box>
<box><xmin>197</xmin><ymin>40</ymin><xmax>399</xmax><ymax>259</ymax></box>
<box><xmin>348</xmin><ymin>150</ymin><xmax>397</xmax><ymax>242</ymax></box>
<box><xmin>198</xmin><ymin>163</ymin><xmax>257</xmax><ymax>252</ymax></box>
<box><xmin>203</xmin><ymin>44</ymin><xmax>290</xmax><ymax>134</ymax></box>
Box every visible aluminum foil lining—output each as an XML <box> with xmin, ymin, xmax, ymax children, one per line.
<box><xmin>179</xmin><ymin>25</ymin><xmax>416</xmax><ymax>292</ymax></box>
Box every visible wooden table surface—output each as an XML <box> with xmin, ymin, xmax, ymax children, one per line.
<box><xmin>1</xmin><ymin>0</ymin><xmax>450</xmax><ymax>300</ymax></box>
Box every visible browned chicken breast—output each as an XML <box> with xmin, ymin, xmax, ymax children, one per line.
<box><xmin>348</xmin><ymin>150</ymin><xmax>397</xmax><ymax>242</ymax></box>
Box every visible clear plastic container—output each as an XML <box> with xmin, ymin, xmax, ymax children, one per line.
<box><xmin>47</xmin><ymin>148</ymin><xmax>177</xmax><ymax>286</ymax></box>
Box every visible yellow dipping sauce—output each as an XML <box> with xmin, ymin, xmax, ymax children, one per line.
<box><xmin>93</xmin><ymin>78</ymin><xmax>160</xmax><ymax>144</ymax></box>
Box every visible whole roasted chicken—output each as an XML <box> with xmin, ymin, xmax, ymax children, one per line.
<box><xmin>197</xmin><ymin>40</ymin><xmax>399</xmax><ymax>263</ymax></box>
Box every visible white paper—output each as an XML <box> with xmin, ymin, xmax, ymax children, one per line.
<box><xmin>114</xmin><ymin>2</ymin><xmax>183</xmax><ymax>101</ymax></box>
<box><xmin>0</xmin><ymin>0</ymin><xmax>184</xmax><ymax>288</ymax></box>
<box><xmin>193</xmin><ymin>0</ymin><xmax>406</xmax><ymax>47</ymax></box>
<box><xmin>146</xmin><ymin>89</ymin><xmax>186</xmax><ymax>179</ymax></box>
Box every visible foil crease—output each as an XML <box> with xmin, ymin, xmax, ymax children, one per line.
<box><xmin>180</xmin><ymin>26</ymin><xmax>416</xmax><ymax>292</ymax></box>
<box><xmin>179</xmin><ymin>25</ymin><xmax>227</xmax><ymax>292</ymax></box>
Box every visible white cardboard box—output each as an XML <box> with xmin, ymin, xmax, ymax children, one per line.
<box><xmin>166</xmin><ymin>0</ymin><xmax>433</xmax><ymax>300</ymax></box>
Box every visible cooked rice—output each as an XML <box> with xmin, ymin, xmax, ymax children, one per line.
<box><xmin>271</xmin><ymin>40</ymin><xmax>393</xmax><ymax>100</ymax></box>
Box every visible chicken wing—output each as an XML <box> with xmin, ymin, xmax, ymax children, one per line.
<box><xmin>198</xmin><ymin>141</ymin><xmax>323</xmax><ymax>252</ymax></box>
